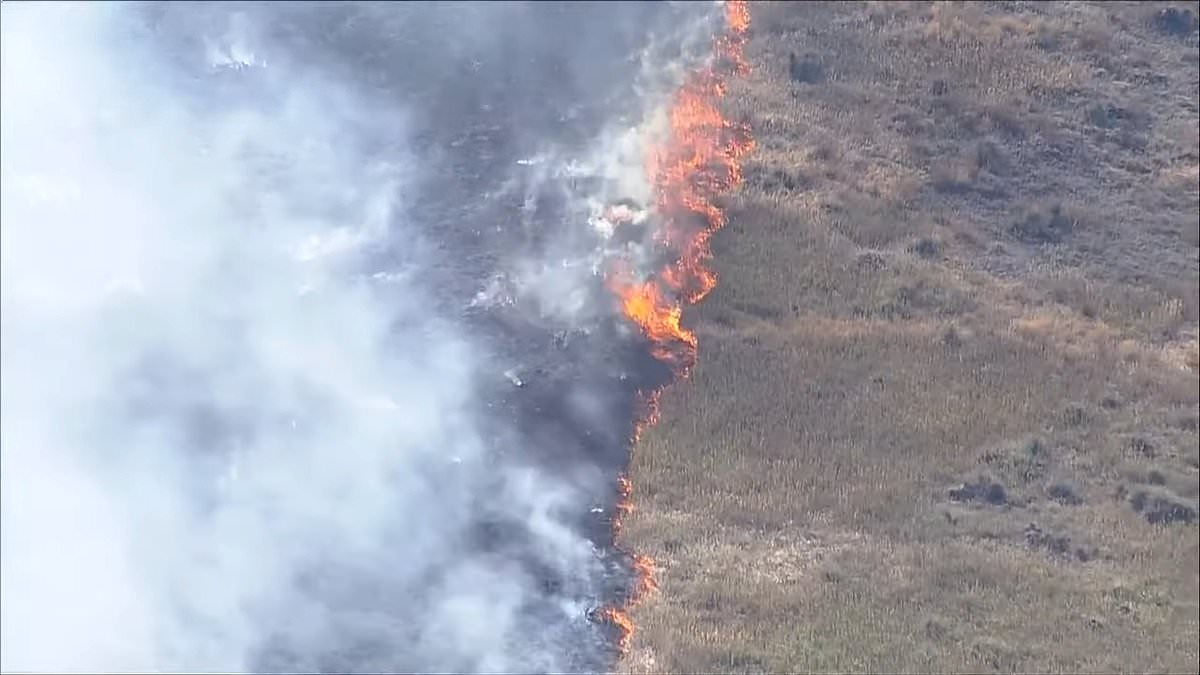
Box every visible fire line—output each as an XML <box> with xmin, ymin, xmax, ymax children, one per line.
<box><xmin>599</xmin><ymin>0</ymin><xmax>754</xmax><ymax>659</ymax></box>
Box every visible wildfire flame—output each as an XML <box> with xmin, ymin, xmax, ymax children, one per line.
<box><xmin>604</xmin><ymin>276</ymin><xmax>697</xmax><ymax>367</ymax></box>
<box><xmin>598</xmin><ymin>0</ymin><xmax>753</xmax><ymax>659</ymax></box>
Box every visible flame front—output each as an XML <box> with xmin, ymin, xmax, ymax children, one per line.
<box><xmin>605</xmin><ymin>277</ymin><xmax>698</xmax><ymax>368</ymax></box>
<box><xmin>599</xmin><ymin>0</ymin><xmax>753</xmax><ymax>659</ymax></box>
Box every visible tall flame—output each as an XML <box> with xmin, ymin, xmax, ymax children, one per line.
<box><xmin>599</xmin><ymin>0</ymin><xmax>753</xmax><ymax>659</ymax></box>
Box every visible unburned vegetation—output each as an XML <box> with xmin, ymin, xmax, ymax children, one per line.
<box><xmin>619</xmin><ymin>2</ymin><xmax>1200</xmax><ymax>672</ymax></box>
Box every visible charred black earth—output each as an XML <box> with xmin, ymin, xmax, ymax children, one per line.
<box><xmin>100</xmin><ymin>2</ymin><xmax>721</xmax><ymax>672</ymax></box>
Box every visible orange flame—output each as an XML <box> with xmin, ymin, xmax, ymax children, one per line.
<box><xmin>613</xmin><ymin>474</ymin><xmax>634</xmax><ymax>532</ymax></box>
<box><xmin>601</xmin><ymin>475</ymin><xmax>661</xmax><ymax>655</ymax></box>
<box><xmin>632</xmin><ymin>389</ymin><xmax>662</xmax><ymax>444</ymax></box>
<box><xmin>597</xmin><ymin>606</ymin><xmax>635</xmax><ymax>650</ymax></box>
<box><xmin>629</xmin><ymin>552</ymin><xmax>659</xmax><ymax>597</ymax></box>
<box><xmin>598</xmin><ymin>0</ymin><xmax>753</xmax><ymax>659</ymax></box>
<box><xmin>605</xmin><ymin>276</ymin><xmax>698</xmax><ymax>368</ymax></box>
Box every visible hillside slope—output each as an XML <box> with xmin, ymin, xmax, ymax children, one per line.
<box><xmin>621</xmin><ymin>2</ymin><xmax>1200</xmax><ymax>672</ymax></box>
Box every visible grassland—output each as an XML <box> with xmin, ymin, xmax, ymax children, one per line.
<box><xmin>619</xmin><ymin>2</ymin><xmax>1200</xmax><ymax>672</ymax></box>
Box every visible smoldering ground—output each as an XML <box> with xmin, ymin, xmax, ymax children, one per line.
<box><xmin>0</xmin><ymin>1</ymin><xmax>719</xmax><ymax>672</ymax></box>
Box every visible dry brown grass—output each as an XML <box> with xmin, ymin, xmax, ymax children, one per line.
<box><xmin>619</xmin><ymin>1</ymin><xmax>1200</xmax><ymax>672</ymax></box>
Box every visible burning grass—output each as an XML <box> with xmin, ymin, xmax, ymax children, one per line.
<box><xmin>597</xmin><ymin>0</ymin><xmax>755</xmax><ymax>658</ymax></box>
<box><xmin>619</xmin><ymin>0</ymin><xmax>1200</xmax><ymax>672</ymax></box>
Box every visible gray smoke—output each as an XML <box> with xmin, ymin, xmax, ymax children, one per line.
<box><xmin>1</xmin><ymin>1</ymin><xmax>720</xmax><ymax>672</ymax></box>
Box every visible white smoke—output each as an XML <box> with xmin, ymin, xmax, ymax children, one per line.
<box><xmin>488</xmin><ymin>2</ymin><xmax>724</xmax><ymax>332</ymax></box>
<box><xmin>1</xmin><ymin>3</ymin><xmax>600</xmax><ymax>672</ymax></box>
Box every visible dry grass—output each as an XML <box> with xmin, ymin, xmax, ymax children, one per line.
<box><xmin>619</xmin><ymin>2</ymin><xmax>1200</xmax><ymax>672</ymax></box>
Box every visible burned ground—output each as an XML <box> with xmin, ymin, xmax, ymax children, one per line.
<box><xmin>2</xmin><ymin>2</ymin><xmax>726</xmax><ymax>672</ymax></box>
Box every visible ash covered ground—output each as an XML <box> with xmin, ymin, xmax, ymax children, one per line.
<box><xmin>1</xmin><ymin>1</ymin><xmax>720</xmax><ymax>672</ymax></box>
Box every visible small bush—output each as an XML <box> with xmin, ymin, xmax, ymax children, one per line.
<box><xmin>1086</xmin><ymin>103</ymin><xmax>1123</xmax><ymax>130</ymax></box>
<box><xmin>1048</xmin><ymin>481</ymin><xmax>1084</xmax><ymax>506</ymax></box>
<box><xmin>910</xmin><ymin>237</ymin><xmax>941</xmax><ymax>259</ymax></box>
<box><xmin>931</xmin><ymin>161</ymin><xmax>975</xmax><ymax>194</ymax></box>
<box><xmin>950</xmin><ymin>478</ymin><xmax>1009</xmax><ymax>506</ymax></box>
<box><xmin>1011</xmin><ymin>202</ymin><xmax>1077</xmax><ymax>244</ymax></box>
<box><xmin>788</xmin><ymin>52</ymin><xmax>825</xmax><ymax>84</ymax></box>
<box><xmin>974</xmin><ymin>139</ymin><xmax>1011</xmax><ymax>176</ymax></box>
<box><xmin>1024</xmin><ymin>523</ymin><xmax>1071</xmax><ymax>557</ymax></box>
<box><xmin>1152</xmin><ymin>7</ymin><xmax>1198</xmax><ymax>37</ymax></box>
<box><xmin>1062</xmin><ymin>402</ymin><xmax>1089</xmax><ymax>428</ymax></box>
<box><xmin>1025</xmin><ymin>523</ymin><xmax>1096</xmax><ymax>561</ymax></box>
<box><xmin>1129</xmin><ymin>488</ymin><xmax>1198</xmax><ymax>525</ymax></box>
<box><xmin>984</xmin><ymin>437</ymin><xmax>1052</xmax><ymax>485</ymax></box>
<box><xmin>1129</xmin><ymin>434</ymin><xmax>1156</xmax><ymax>458</ymax></box>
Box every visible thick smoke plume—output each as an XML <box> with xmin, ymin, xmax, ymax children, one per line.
<box><xmin>1</xmin><ymin>1</ymin><xmax>724</xmax><ymax>672</ymax></box>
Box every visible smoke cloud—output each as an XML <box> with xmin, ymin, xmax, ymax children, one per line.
<box><xmin>1</xmin><ymin>1</ymin><xmax>720</xmax><ymax>672</ymax></box>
